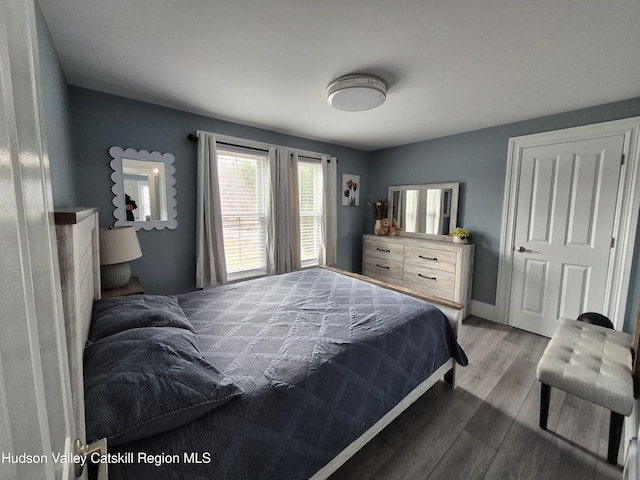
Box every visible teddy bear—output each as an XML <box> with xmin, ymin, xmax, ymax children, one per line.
<box><xmin>375</xmin><ymin>218</ymin><xmax>397</xmax><ymax>236</ymax></box>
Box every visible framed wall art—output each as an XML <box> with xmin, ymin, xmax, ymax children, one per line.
<box><xmin>342</xmin><ymin>174</ymin><xmax>360</xmax><ymax>206</ymax></box>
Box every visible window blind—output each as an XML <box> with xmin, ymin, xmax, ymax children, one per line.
<box><xmin>298</xmin><ymin>160</ymin><xmax>322</xmax><ymax>268</ymax></box>
<box><xmin>216</xmin><ymin>147</ymin><xmax>269</xmax><ymax>281</ymax></box>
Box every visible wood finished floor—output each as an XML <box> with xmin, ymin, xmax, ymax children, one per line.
<box><xmin>328</xmin><ymin>317</ymin><xmax>624</xmax><ymax>480</ymax></box>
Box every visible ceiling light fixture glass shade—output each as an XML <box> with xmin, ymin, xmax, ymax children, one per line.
<box><xmin>327</xmin><ymin>74</ymin><xmax>387</xmax><ymax>111</ymax></box>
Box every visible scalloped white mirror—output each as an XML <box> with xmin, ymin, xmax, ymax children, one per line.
<box><xmin>109</xmin><ymin>146</ymin><xmax>177</xmax><ymax>230</ymax></box>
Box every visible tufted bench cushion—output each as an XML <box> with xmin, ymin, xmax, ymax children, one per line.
<box><xmin>537</xmin><ymin>319</ymin><xmax>633</xmax><ymax>415</ymax></box>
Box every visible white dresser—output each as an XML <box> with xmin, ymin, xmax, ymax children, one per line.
<box><xmin>362</xmin><ymin>234</ymin><xmax>474</xmax><ymax>319</ymax></box>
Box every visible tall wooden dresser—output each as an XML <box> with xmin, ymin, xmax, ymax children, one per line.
<box><xmin>362</xmin><ymin>234</ymin><xmax>474</xmax><ymax>319</ymax></box>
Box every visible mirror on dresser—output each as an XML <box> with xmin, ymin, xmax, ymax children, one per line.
<box><xmin>388</xmin><ymin>183</ymin><xmax>459</xmax><ymax>238</ymax></box>
<box><xmin>109</xmin><ymin>146</ymin><xmax>178</xmax><ymax>230</ymax></box>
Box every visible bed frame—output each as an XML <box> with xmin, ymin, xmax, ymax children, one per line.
<box><xmin>55</xmin><ymin>208</ymin><xmax>463</xmax><ymax>479</ymax></box>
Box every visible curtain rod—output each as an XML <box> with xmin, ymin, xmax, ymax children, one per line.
<box><xmin>187</xmin><ymin>133</ymin><xmax>269</xmax><ymax>153</ymax></box>
<box><xmin>187</xmin><ymin>132</ymin><xmax>337</xmax><ymax>163</ymax></box>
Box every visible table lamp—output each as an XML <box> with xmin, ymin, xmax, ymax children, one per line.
<box><xmin>99</xmin><ymin>226</ymin><xmax>142</xmax><ymax>290</ymax></box>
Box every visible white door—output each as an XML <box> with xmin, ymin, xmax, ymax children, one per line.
<box><xmin>0</xmin><ymin>0</ymin><xmax>78</xmax><ymax>478</ymax></box>
<box><xmin>508</xmin><ymin>135</ymin><xmax>625</xmax><ymax>337</ymax></box>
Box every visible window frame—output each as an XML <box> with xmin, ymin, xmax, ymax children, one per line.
<box><xmin>206</xmin><ymin>132</ymin><xmax>331</xmax><ymax>280</ymax></box>
<box><xmin>297</xmin><ymin>158</ymin><xmax>323</xmax><ymax>269</ymax></box>
<box><xmin>216</xmin><ymin>145</ymin><xmax>270</xmax><ymax>282</ymax></box>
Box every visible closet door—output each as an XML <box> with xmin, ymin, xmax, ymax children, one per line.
<box><xmin>508</xmin><ymin>135</ymin><xmax>624</xmax><ymax>337</ymax></box>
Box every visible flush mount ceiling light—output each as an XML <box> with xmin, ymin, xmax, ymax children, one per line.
<box><xmin>327</xmin><ymin>74</ymin><xmax>387</xmax><ymax>111</ymax></box>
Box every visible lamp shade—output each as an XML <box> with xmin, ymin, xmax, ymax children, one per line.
<box><xmin>99</xmin><ymin>226</ymin><xmax>142</xmax><ymax>266</ymax></box>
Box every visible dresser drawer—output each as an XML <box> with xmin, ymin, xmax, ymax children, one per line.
<box><xmin>362</xmin><ymin>234</ymin><xmax>473</xmax><ymax>318</ymax></box>
<box><xmin>404</xmin><ymin>245</ymin><xmax>456</xmax><ymax>273</ymax></box>
<box><xmin>364</xmin><ymin>238</ymin><xmax>404</xmax><ymax>263</ymax></box>
<box><xmin>403</xmin><ymin>263</ymin><xmax>455</xmax><ymax>301</ymax></box>
<box><xmin>364</xmin><ymin>257</ymin><xmax>403</xmax><ymax>283</ymax></box>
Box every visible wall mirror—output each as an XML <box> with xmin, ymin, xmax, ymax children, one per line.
<box><xmin>109</xmin><ymin>146</ymin><xmax>177</xmax><ymax>230</ymax></box>
<box><xmin>388</xmin><ymin>182</ymin><xmax>459</xmax><ymax>238</ymax></box>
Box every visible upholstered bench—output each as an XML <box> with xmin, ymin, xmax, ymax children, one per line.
<box><xmin>537</xmin><ymin>319</ymin><xmax>634</xmax><ymax>464</ymax></box>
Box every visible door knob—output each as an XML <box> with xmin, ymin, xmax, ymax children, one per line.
<box><xmin>516</xmin><ymin>246</ymin><xmax>528</xmax><ymax>252</ymax></box>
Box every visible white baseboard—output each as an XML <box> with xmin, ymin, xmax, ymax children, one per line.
<box><xmin>470</xmin><ymin>300</ymin><xmax>497</xmax><ymax>322</ymax></box>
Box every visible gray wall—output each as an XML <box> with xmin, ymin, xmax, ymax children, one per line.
<box><xmin>69</xmin><ymin>87</ymin><xmax>370</xmax><ymax>294</ymax></box>
<box><xmin>369</xmin><ymin>98</ymin><xmax>640</xmax><ymax>328</ymax></box>
<box><xmin>32</xmin><ymin>0</ymin><xmax>640</xmax><ymax>329</ymax></box>
<box><xmin>35</xmin><ymin>2</ymin><xmax>76</xmax><ymax>208</ymax></box>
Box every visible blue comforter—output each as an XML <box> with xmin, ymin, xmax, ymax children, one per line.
<box><xmin>105</xmin><ymin>268</ymin><xmax>467</xmax><ymax>479</ymax></box>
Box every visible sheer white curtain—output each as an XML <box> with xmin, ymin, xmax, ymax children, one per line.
<box><xmin>406</xmin><ymin>189</ymin><xmax>418</xmax><ymax>232</ymax></box>
<box><xmin>321</xmin><ymin>155</ymin><xmax>337</xmax><ymax>265</ymax></box>
<box><xmin>415</xmin><ymin>189</ymin><xmax>428</xmax><ymax>233</ymax></box>
<box><xmin>426</xmin><ymin>188</ymin><xmax>442</xmax><ymax>235</ymax></box>
<box><xmin>267</xmin><ymin>147</ymin><xmax>301</xmax><ymax>274</ymax></box>
<box><xmin>196</xmin><ymin>132</ymin><xmax>227</xmax><ymax>288</ymax></box>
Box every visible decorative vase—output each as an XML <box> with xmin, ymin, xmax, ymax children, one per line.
<box><xmin>452</xmin><ymin>236</ymin><xmax>468</xmax><ymax>244</ymax></box>
<box><xmin>374</xmin><ymin>219</ymin><xmax>381</xmax><ymax>235</ymax></box>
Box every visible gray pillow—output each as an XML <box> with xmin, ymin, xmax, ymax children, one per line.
<box><xmin>90</xmin><ymin>295</ymin><xmax>196</xmax><ymax>341</ymax></box>
<box><xmin>84</xmin><ymin>327</ymin><xmax>242</xmax><ymax>445</ymax></box>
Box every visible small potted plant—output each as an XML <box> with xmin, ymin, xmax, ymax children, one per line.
<box><xmin>449</xmin><ymin>227</ymin><xmax>471</xmax><ymax>244</ymax></box>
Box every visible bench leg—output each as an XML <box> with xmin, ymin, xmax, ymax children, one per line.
<box><xmin>608</xmin><ymin>411</ymin><xmax>624</xmax><ymax>465</ymax></box>
<box><xmin>540</xmin><ymin>383</ymin><xmax>550</xmax><ymax>430</ymax></box>
<box><xmin>540</xmin><ymin>383</ymin><xmax>551</xmax><ymax>430</ymax></box>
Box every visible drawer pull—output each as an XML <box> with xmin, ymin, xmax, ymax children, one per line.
<box><xmin>418</xmin><ymin>273</ymin><xmax>436</xmax><ymax>280</ymax></box>
<box><xmin>419</xmin><ymin>255</ymin><xmax>438</xmax><ymax>261</ymax></box>
<box><xmin>376</xmin><ymin>247</ymin><xmax>391</xmax><ymax>253</ymax></box>
<box><xmin>376</xmin><ymin>264</ymin><xmax>390</xmax><ymax>269</ymax></box>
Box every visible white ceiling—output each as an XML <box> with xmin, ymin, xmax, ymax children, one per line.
<box><xmin>38</xmin><ymin>0</ymin><xmax>640</xmax><ymax>151</ymax></box>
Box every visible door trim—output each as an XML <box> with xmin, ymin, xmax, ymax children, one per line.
<box><xmin>496</xmin><ymin>117</ymin><xmax>640</xmax><ymax>331</ymax></box>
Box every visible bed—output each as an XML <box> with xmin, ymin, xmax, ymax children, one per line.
<box><xmin>55</xmin><ymin>208</ymin><xmax>468</xmax><ymax>479</ymax></box>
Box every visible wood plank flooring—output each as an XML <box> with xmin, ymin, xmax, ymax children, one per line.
<box><xmin>328</xmin><ymin>317</ymin><xmax>625</xmax><ymax>480</ymax></box>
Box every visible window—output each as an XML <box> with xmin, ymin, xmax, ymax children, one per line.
<box><xmin>298</xmin><ymin>159</ymin><xmax>322</xmax><ymax>267</ymax></box>
<box><xmin>217</xmin><ymin>147</ymin><xmax>269</xmax><ymax>281</ymax></box>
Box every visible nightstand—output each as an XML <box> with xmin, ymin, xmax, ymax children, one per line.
<box><xmin>101</xmin><ymin>276</ymin><xmax>144</xmax><ymax>298</ymax></box>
